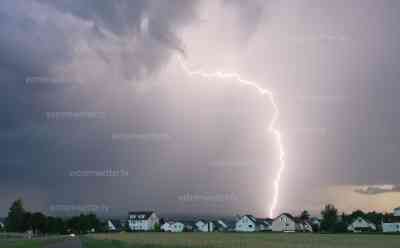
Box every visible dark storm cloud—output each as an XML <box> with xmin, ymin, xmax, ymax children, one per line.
<box><xmin>223</xmin><ymin>0</ymin><xmax>266</xmax><ymax>41</ymax></box>
<box><xmin>0</xmin><ymin>0</ymin><xmax>199</xmax><ymax>215</ymax></box>
<box><xmin>355</xmin><ymin>185</ymin><xmax>400</xmax><ymax>195</ymax></box>
<box><xmin>2</xmin><ymin>0</ymin><xmax>400</xmax><ymax>216</ymax></box>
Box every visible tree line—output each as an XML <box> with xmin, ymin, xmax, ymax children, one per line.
<box><xmin>300</xmin><ymin>204</ymin><xmax>395</xmax><ymax>233</ymax></box>
<box><xmin>3</xmin><ymin>199</ymin><xmax>104</xmax><ymax>235</ymax></box>
<box><xmin>2</xmin><ymin>199</ymin><xmax>395</xmax><ymax>234</ymax></box>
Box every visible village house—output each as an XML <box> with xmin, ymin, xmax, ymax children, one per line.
<box><xmin>235</xmin><ymin>215</ymin><xmax>272</xmax><ymax>232</ymax></box>
<box><xmin>347</xmin><ymin>217</ymin><xmax>377</xmax><ymax>232</ymax></box>
<box><xmin>271</xmin><ymin>213</ymin><xmax>312</xmax><ymax>232</ymax></box>
<box><xmin>298</xmin><ymin>220</ymin><xmax>313</xmax><ymax>232</ymax></box>
<box><xmin>383</xmin><ymin>207</ymin><xmax>400</xmax><ymax>233</ymax></box>
<box><xmin>128</xmin><ymin>211</ymin><xmax>159</xmax><ymax>231</ymax></box>
<box><xmin>161</xmin><ymin>221</ymin><xmax>185</xmax><ymax>232</ymax></box>
<box><xmin>195</xmin><ymin>220</ymin><xmax>214</xmax><ymax>232</ymax></box>
<box><xmin>181</xmin><ymin>221</ymin><xmax>196</xmax><ymax>232</ymax></box>
<box><xmin>213</xmin><ymin>220</ymin><xmax>228</xmax><ymax>232</ymax></box>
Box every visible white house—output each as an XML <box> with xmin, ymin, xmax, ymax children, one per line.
<box><xmin>128</xmin><ymin>211</ymin><xmax>159</xmax><ymax>231</ymax></box>
<box><xmin>161</xmin><ymin>221</ymin><xmax>185</xmax><ymax>232</ymax></box>
<box><xmin>235</xmin><ymin>215</ymin><xmax>257</xmax><ymax>232</ymax></box>
<box><xmin>383</xmin><ymin>207</ymin><xmax>400</xmax><ymax>233</ymax></box>
<box><xmin>272</xmin><ymin>213</ymin><xmax>296</xmax><ymax>232</ymax></box>
<box><xmin>213</xmin><ymin>220</ymin><xmax>228</xmax><ymax>232</ymax></box>
<box><xmin>0</xmin><ymin>222</ymin><xmax>4</xmax><ymax>230</ymax></box>
<box><xmin>258</xmin><ymin>218</ymin><xmax>273</xmax><ymax>231</ymax></box>
<box><xmin>347</xmin><ymin>217</ymin><xmax>376</xmax><ymax>232</ymax></box>
<box><xmin>272</xmin><ymin>213</ymin><xmax>312</xmax><ymax>232</ymax></box>
<box><xmin>235</xmin><ymin>215</ymin><xmax>272</xmax><ymax>232</ymax></box>
<box><xmin>383</xmin><ymin>222</ymin><xmax>400</xmax><ymax>233</ymax></box>
<box><xmin>195</xmin><ymin>220</ymin><xmax>214</xmax><ymax>232</ymax></box>
<box><xmin>298</xmin><ymin>221</ymin><xmax>313</xmax><ymax>232</ymax></box>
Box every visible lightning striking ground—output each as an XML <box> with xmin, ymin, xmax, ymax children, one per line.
<box><xmin>177</xmin><ymin>56</ymin><xmax>285</xmax><ymax>218</ymax></box>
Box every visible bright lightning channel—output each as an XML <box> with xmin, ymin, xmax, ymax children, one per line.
<box><xmin>177</xmin><ymin>56</ymin><xmax>285</xmax><ymax>218</ymax></box>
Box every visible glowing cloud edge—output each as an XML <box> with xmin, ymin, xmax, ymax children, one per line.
<box><xmin>177</xmin><ymin>56</ymin><xmax>286</xmax><ymax>218</ymax></box>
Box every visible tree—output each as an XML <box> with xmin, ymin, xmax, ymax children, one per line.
<box><xmin>365</xmin><ymin>211</ymin><xmax>384</xmax><ymax>232</ymax></box>
<box><xmin>21</xmin><ymin>212</ymin><xmax>32</xmax><ymax>232</ymax></box>
<box><xmin>46</xmin><ymin>216</ymin><xmax>65</xmax><ymax>234</ymax></box>
<box><xmin>5</xmin><ymin>199</ymin><xmax>26</xmax><ymax>232</ymax></box>
<box><xmin>31</xmin><ymin>212</ymin><xmax>48</xmax><ymax>234</ymax></box>
<box><xmin>350</xmin><ymin>210</ymin><xmax>365</xmax><ymax>219</ymax></box>
<box><xmin>66</xmin><ymin>214</ymin><xmax>101</xmax><ymax>234</ymax></box>
<box><xmin>321</xmin><ymin>204</ymin><xmax>338</xmax><ymax>232</ymax></box>
<box><xmin>299</xmin><ymin>210</ymin><xmax>310</xmax><ymax>221</ymax></box>
<box><xmin>154</xmin><ymin>223</ymin><xmax>161</xmax><ymax>232</ymax></box>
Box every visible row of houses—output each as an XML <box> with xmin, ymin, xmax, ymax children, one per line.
<box><xmin>107</xmin><ymin>207</ymin><xmax>400</xmax><ymax>233</ymax></box>
<box><xmin>107</xmin><ymin>211</ymin><xmax>318</xmax><ymax>233</ymax></box>
<box><xmin>346</xmin><ymin>207</ymin><xmax>400</xmax><ymax>233</ymax></box>
<box><xmin>382</xmin><ymin>207</ymin><xmax>400</xmax><ymax>233</ymax></box>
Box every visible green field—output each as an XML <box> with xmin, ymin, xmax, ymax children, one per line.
<box><xmin>84</xmin><ymin>232</ymin><xmax>400</xmax><ymax>248</ymax></box>
<box><xmin>0</xmin><ymin>234</ymin><xmax>65</xmax><ymax>248</ymax></box>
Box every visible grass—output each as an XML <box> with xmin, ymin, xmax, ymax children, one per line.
<box><xmin>83</xmin><ymin>232</ymin><xmax>400</xmax><ymax>248</ymax></box>
<box><xmin>0</xmin><ymin>234</ymin><xmax>66</xmax><ymax>248</ymax></box>
<box><xmin>0</xmin><ymin>239</ymin><xmax>62</xmax><ymax>248</ymax></box>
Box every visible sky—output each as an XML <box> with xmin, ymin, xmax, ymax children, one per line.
<box><xmin>1</xmin><ymin>0</ymin><xmax>400</xmax><ymax>218</ymax></box>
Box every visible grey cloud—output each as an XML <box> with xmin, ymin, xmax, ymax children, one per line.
<box><xmin>354</xmin><ymin>185</ymin><xmax>400</xmax><ymax>195</ymax></box>
<box><xmin>223</xmin><ymin>0</ymin><xmax>267</xmax><ymax>41</ymax></box>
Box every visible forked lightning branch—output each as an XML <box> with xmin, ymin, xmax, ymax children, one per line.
<box><xmin>177</xmin><ymin>56</ymin><xmax>286</xmax><ymax>218</ymax></box>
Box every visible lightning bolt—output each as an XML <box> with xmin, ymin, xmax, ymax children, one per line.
<box><xmin>177</xmin><ymin>56</ymin><xmax>285</xmax><ymax>218</ymax></box>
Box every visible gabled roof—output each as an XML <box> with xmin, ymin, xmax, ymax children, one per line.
<box><xmin>108</xmin><ymin>219</ymin><xmax>122</xmax><ymax>229</ymax></box>
<box><xmin>264</xmin><ymin>218</ymin><xmax>273</xmax><ymax>223</ymax></box>
<box><xmin>244</xmin><ymin>215</ymin><xmax>257</xmax><ymax>223</ymax></box>
<box><xmin>274</xmin><ymin>213</ymin><xmax>295</xmax><ymax>221</ymax></box>
<box><xmin>274</xmin><ymin>213</ymin><xmax>312</xmax><ymax>225</ymax></box>
<box><xmin>212</xmin><ymin>221</ymin><xmax>227</xmax><ymax>229</ymax></box>
<box><xmin>128</xmin><ymin>211</ymin><xmax>155</xmax><ymax>220</ymax></box>
<box><xmin>240</xmin><ymin>215</ymin><xmax>271</xmax><ymax>226</ymax></box>
<box><xmin>256</xmin><ymin>218</ymin><xmax>271</xmax><ymax>226</ymax></box>
<box><xmin>349</xmin><ymin>217</ymin><xmax>376</xmax><ymax>227</ymax></box>
<box><xmin>196</xmin><ymin>219</ymin><xmax>207</xmax><ymax>224</ymax></box>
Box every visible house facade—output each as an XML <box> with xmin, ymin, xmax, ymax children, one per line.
<box><xmin>128</xmin><ymin>211</ymin><xmax>159</xmax><ymax>231</ymax></box>
<box><xmin>235</xmin><ymin>215</ymin><xmax>257</xmax><ymax>232</ymax></box>
<box><xmin>195</xmin><ymin>220</ymin><xmax>214</xmax><ymax>232</ymax></box>
<box><xmin>298</xmin><ymin>221</ymin><xmax>313</xmax><ymax>232</ymax></box>
<box><xmin>383</xmin><ymin>207</ymin><xmax>400</xmax><ymax>233</ymax></box>
<box><xmin>161</xmin><ymin>221</ymin><xmax>185</xmax><ymax>232</ymax></box>
<box><xmin>235</xmin><ymin>215</ymin><xmax>272</xmax><ymax>232</ymax></box>
<box><xmin>271</xmin><ymin>213</ymin><xmax>312</xmax><ymax>232</ymax></box>
<box><xmin>272</xmin><ymin>213</ymin><xmax>297</xmax><ymax>232</ymax></box>
<box><xmin>347</xmin><ymin>217</ymin><xmax>376</xmax><ymax>232</ymax></box>
<box><xmin>213</xmin><ymin>220</ymin><xmax>228</xmax><ymax>232</ymax></box>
